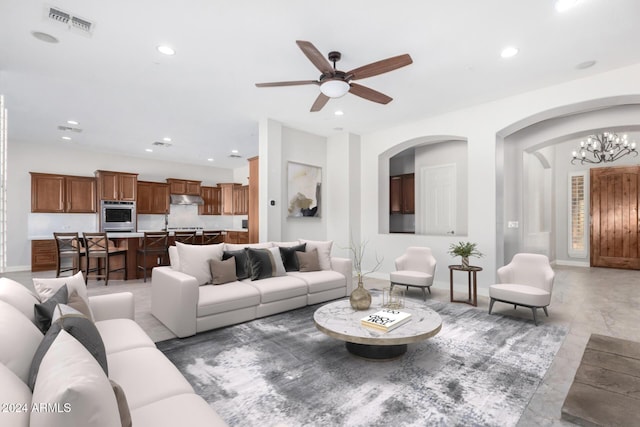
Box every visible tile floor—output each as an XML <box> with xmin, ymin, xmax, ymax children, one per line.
<box><xmin>4</xmin><ymin>265</ymin><xmax>639</xmax><ymax>426</ymax></box>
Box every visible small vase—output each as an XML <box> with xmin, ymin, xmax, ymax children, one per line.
<box><xmin>350</xmin><ymin>275</ymin><xmax>371</xmax><ymax>310</ymax></box>
<box><xmin>461</xmin><ymin>256</ymin><xmax>470</xmax><ymax>269</ymax></box>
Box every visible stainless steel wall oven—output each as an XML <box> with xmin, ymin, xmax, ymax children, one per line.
<box><xmin>100</xmin><ymin>200</ymin><xmax>136</xmax><ymax>232</ymax></box>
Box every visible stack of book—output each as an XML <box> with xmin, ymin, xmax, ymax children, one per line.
<box><xmin>361</xmin><ymin>308</ymin><xmax>412</xmax><ymax>332</ymax></box>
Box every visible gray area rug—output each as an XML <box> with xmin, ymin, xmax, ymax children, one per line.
<box><xmin>157</xmin><ymin>297</ymin><xmax>568</xmax><ymax>427</ymax></box>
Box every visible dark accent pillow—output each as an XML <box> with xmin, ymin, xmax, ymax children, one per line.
<box><xmin>33</xmin><ymin>284</ymin><xmax>68</xmax><ymax>333</ymax></box>
<box><xmin>297</xmin><ymin>248</ymin><xmax>321</xmax><ymax>272</ymax></box>
<box><xmin>222</xmin><ymin>249</ymin><xmax>249</xmax><ymax>280</ymax></box>
<box><xmin>28</xmin><ymin>310</ymin><xmax>108</xmax><ymax>391</ymax></box>
<box><xmin>279</xmin><ymin>243</ymin><xmax>307</xmax><ymax>272</ymax></box>
<box><xmin>246</xmin><ymin>248</ymin><xmax>275</xmax><ymax>281</ymax></box>
<box><xmin>209</xmin><ymin>257</ymin><xmax>237</xmax><ymax>285</ymax></box>
<box><xmin>110</xmin><ymin>379</ymin><xmax>133</xmax><ymax>427</ymax></box>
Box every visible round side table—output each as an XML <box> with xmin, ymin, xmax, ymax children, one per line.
<box><xmin>448</xmin><ymin>265</ymin><xmax>482</xmax><ymax>307</ymax></box>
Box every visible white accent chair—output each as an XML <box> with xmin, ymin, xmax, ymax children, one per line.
<box><xmin>389</xmin><ymin>247</ymin><xmax>437</xmax><ymax>301</ymax></box>
<box><xmin>489</xmin><ymin>253</ymin><xmax>555</xmax><ymax>325</ymax></box>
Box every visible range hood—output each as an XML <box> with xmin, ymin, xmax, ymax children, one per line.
<box><xmin>170</xmin><ymin>194</ymin><xmax>204</xmax><ymax>205</ymax></box>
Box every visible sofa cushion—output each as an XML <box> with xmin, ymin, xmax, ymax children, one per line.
<box><xmin>197</xmin><ymin>282</ymin><xmax>261</xmax><ymax>317</ymax></box>
<box><xmin>29</xmin><ymin>310</ymin><xmax>108</xmax><ymax>391</ymax></box>
<box><xmin>131</xmin><ymin>393</ymin><xmax>228</xmax><ymax>427</ymax></box>
<box><xmin>288</xmin><ymin>270</ymin><xmax>346</xmax><ymax>293</ymax></box>
<box><xmin>107</xmin><ymin>347</ymin><xmax>194</xmax><ymax>410</ymax></box>
<box><xmin>224</xmin><ymin>242</ymin><xmax>272</xmax><ymax>252</ymax></box>
<box><xmin>34</xmin><ymin>284</ymin><xmax>68</xmax><ymax>333</ymax></box>
<box><xmin>95</xmin><ymin>318</ymin><xmax>156</xmax><ymax>355</ymax></box>
<box><xmin>271</xmin><ymin>241</ymin><xmax>301</xmax><ymax>248</ymax></box>
<box><xmin>222</xmin><ymin>249</ymin><xmax>249</xmax><ymax>280</ymax></box>
<box><xmin>209</xmin><ymin>258</ymin><xmax>237</xmax><ymax>285</ymax></box>
<box><xmin>299</xmin><ymin>239</ymin><xmax>333</xmax><ymax>270</ymax></box>
<box><xmin>489</xmin><ymin>283</ymin><xmax>551</xmax><ymax>307</ymax></box>
<box><xmin>244</xmin><ymin>275</ymin><xmax>307</xmax><ymax>304</ymax></box>
<box><xmin>30</xmin><ymin>329</ymin><xmax>121</xmax><ymax>427</ymax></box>
<box><xmin>168</xmin><ymin>245</ymin><xmax>180</xmax><ymax>270</ymax></box>
<box><xmin>245</xmin><ymin>247</ymin><xmax>286</xmax><ymax>279</ymax></box>
<box><xmin>279</xmin><ymin>243</ymin><xmax>306</xmax><ymax>272</ymax></box>
<box><xmin>0</xmin><ymin>277</ymin><xmax>40</xmax><ymax>323</ymax></box>
<box><xmin>297</xmin><ymin>248</ymin><xmax>321</xmax><ymax>272</ymax></box>
<box><xmin>0</xmin><ymin>362</ymin><xmax>32</xmax><ymax>427</ymax></box>
<box><xmin>0</xmin><ymin>300</ymin><xmax>44</xmax><ymax>383</ymax></box>
<box><xmin>176</xmin><ymin>242</ymin><xmax>224</xmax><ymax>285</ymax></box>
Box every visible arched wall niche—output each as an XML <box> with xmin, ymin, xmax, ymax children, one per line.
<box><xmin>377</xmin><ymin>135</ymin><xmax>468</xmax><ymax>235</ymax></box>
<box><xmin>496</xmin><ymin>95</ymin><xmax>640</xmax><ymax>266</ymax></box>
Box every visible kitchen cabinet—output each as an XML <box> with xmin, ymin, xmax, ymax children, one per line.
<box><xmin>390</xmin><ymin>173</ymin><xmax>415</xmax><ymax>214</ymax></box>
<box><xmin>137</xmin><ymin>181</ymin><xmax>169</xmax><ymax>214</ymax></box>
<box><xmin>31</xmin><ymin>240</ymin><xmax>57</xmax><ymax>272</ymax></box>
<box><xmin>233</xmin><ymin>185</ymin><xmax>249</xmax><ymax>215</ymax></box>
<box><xmin>199</xmin><ymin>186</ymin><xmax>221</xmax><ymax>215</ymax></box>
<box><xmin>224</xmin><ymin>231</ymin><xmax>249</xmax><ymax>244</ymax></box>
<box><xmin>96</xmin><ymin>170</ymin><xmax>138</xmax><ymax>201</ymax></box>
<box><xmin>166</xmin><ymin>178</ymin><xmax>201</xmax><ymax>195</ymax></box>
<box><xmin>248</xmin><ymin>156</ymin><xmax>259</xmax><ymax>243</ymax></box>
<box><xmin>30</xmin><ymin>172</ymin><xmax>96</xmax><ymax>213</ymax></box>
<box><xmin>218</xmin><ymin>183</ymin><xmax>241</xmax><ymax>215</ymax></box>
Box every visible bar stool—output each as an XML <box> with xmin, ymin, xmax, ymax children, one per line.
<box><xmin>137</xmin><ymin>231</ymin><xmax>169</xmax><ymax>282</ymax></box>
<box><xmin>53</xmin><ymin>232</ymin><xmax>85</xmax><ymax>278</ymax></box>
<box><xmin>173</xmin><ymin>231</ymin><xmax>197</xmax><ymax>245</ymax></box>
<box><xmin>83</xmin><ymin>232</ymin><xmax>127</xmax><ymax>286</ymax></box>
<box><xmin>201</xmin><ymin>230</ymin><xmax>223</xmax><ymax>245</ymax></box>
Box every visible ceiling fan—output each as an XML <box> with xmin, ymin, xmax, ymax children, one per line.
<box><xmin>255</xmin><ymin>40</ymin><xmax>413</xmax><ymax>112</ymax></box>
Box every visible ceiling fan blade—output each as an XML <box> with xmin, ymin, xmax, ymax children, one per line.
<box><xmin>255</xmin><ymin>80</ymin><xmax>319</xmax><ymax>88</ymax></box>
<box><xmin>347</xmin><ymin>54</ymin><xmax>413</xmax><ymax>80</ymax></box>
<box><xmin>296</xmin><ymin>40</ymin><xmax>334</xmax><ymax>75</ymax></box>
<box><xmin>310</xmin><ymin>93</ymin><xmax>330</xmax><ymax>112</ymax></box>
<box><xmin>349</xmin><ymin>83</ymin><xmax>393</xmax><ymax>104</ymax></box>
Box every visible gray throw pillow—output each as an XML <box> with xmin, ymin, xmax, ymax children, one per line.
<box><xmin>279</xmin><ymin>243</ymin><xmax>307</xmax><ymax>272</ymax></box>
<box><xmin>246</xmin><ymin>248</ymin><xmax>275</xmax><ymax>280</ymax></box>
<box><xmin>33</xmin><ymin>284</ymin><xmax>68</xmax><ymax>333</ymax></box>
<box><xmin>209</xmin><ymin>257</ymin><xmax>237</xmax><ymax>285</ymax></box>
<box><xmin>28</xmin><ymin>310</ymin><xmax>108</xmax><ymax>391</ymax></box>
<box><xmin>222</xmin><ymin>249</ymin><xmax>249</xmax><ymax>280</ymax></box>
<box><xmin>297</xmin><ymin>248</ymin><xmax>321</xmax><ymax>272</ymax></box>
<box><xmin>68</xmin><ymin>289</ymin><xmax>93</xmax><ymax>319</ymax></box>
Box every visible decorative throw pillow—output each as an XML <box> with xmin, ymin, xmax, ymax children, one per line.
<box><xmin>279</xmin><ymin>243</ymin><xmax>307</xmax><ymax>272</ymax></box>
<box><xmin>299</xmin><ymin>239</ymin><xmax>333</xmax><ymax>270</ymax></box>
<box><xmin>209</xmin><ymin>258</ymin><xmax>237</xmax><ymax>285</ymax></box>
<box><xmin>176</xmin><ymin>241</ymin><xmax>224</xmax><ymax>285</ymax></box>
<box><xmin>30</xmin><ymin>330</ymin><xmax>121</xmax><ymax>427</ymax></box>
<box><xmin>266</xmin><ymin>247</ymin><xmax>286</xmax><ymax>276</ymax></box>
<box><xmin>222</xmin><ymin>249</ymin><xmax>249</xmax><ymax>280</ymax></box>
<box><xmin>32</xmin><ymin>271</ymin><xmax>94</xmax><ymax>321</ymax></box>
<box><xmin>110</xmin><ymin>379</ymin><xmax>133</xmax><ymax>427</ymax></box>
<box><xmin>34</xmin><ymin>285</ymin><xmax>68</xmax><ymax>333</ymax></box>
<box><xmin>28</xmin><ymin>308</ymin><xmax>108</xmax><ymax>391</ymax></box>
<box><xmin>0</xmin><ymin>277</ymin><xmax>41</xmax><ymax>323</ymax></box>
<box><xmin>297</xmin><ymin>248</ymin><xmax>321</xmax><ymax>272</ymax></box>
<box><xmin>68</xmin><ymin>289</ymin><xmax>93</xmax><ymax>319</ymax></box>
<box><xmin>0</xmin><ymin>300</ymin><xmax>44</xmax><ymax>384</ymax></box>
<box><xmin>246</xmin><ymin>248</ymin><xmax>276</xmax><ymax>281</ymax></box>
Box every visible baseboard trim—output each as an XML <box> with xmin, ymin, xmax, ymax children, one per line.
<box><xmin>2</xmin><ymin>265</ymin><xmax>31</xmax><ymax>273</ymax></box>
<box><xmin>553</xmin><ymin>260</ymin><xmax>589</xmax><ymax>267</ymax></box>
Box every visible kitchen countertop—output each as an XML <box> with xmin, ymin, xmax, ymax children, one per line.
<box><xmin>29</xmin><ymin>229</ymin><xmax>247</xmax><ymax>240</ymax></box>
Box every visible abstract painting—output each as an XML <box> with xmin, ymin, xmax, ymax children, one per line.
<box><xmin>287</xmin><ymin>161</ymin><xmax>321</xmax><ymax>217</ymax></box>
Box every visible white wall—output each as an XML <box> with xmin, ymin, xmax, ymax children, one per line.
<box><xmin>7</xmin><ymin>141</ymin><xmax>236</xmax><ymax>270</ymax></box>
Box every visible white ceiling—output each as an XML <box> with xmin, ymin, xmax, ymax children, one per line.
<box><xmin>1</xmin><ymin>0</ymin><xmax>640</xmax><ymax>169</ymax></box>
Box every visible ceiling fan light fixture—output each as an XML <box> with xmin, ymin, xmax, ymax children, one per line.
<box><xmin>320</xmin><ymin>80</ymin><xmax>350</xmax><ymax>98</ymax></box>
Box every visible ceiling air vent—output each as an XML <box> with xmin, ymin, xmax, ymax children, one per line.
<box><xmin>45</xmin><ymin>5</ymin><xmax>94</xmax><ymax>36</ymax></box>
<box><xmin>152</xmin><ymin>141</ymin><xmax>172</xmax><ymax>148</ymax></box>
<box><xmin>57</xmin><ymin>125</ymin><xmax>82</xmax><ymax>133</ymax></box>
<box><xmin>229</xmin><ymin>154</ymin><xmax>242</xmax><ymax>158</ymax></box>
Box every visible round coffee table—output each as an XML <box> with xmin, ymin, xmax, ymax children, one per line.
<box><xmin>313</xmin><ymin>297</ymin><xmax>442</xmax><ymax>360</ymax></box>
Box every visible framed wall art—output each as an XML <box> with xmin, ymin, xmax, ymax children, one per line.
<box><xmin>287</xmin><ymin>161</ymin><xmax>321</xmax><ymax>218</ymax></box>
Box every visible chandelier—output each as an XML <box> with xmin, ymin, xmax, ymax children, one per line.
<box><xmin>571</xmin><ymin>132</ymin><xmax>637</xmax><ymax>165</ymax></box>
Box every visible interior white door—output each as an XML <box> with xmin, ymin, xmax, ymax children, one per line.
<box><xmin>420</xmin><ymin>164</ymin><xmax>456</xmax><ymax>235</ymax></box>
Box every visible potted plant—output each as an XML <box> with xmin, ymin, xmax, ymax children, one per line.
<box><xmin>448</xmin><ymin>241</ymin><xmax>483</xmax><ymax>269</ymax></box>
<box><xmin>347</xmin><ymin>238</ymin><xmax>383</xmax><ymax>310</ymax></box>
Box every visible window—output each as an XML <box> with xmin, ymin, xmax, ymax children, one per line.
<box><xmin>568</xmin><ymin>172</ymin><xmax>587</xmax><ymax>258</ymax></box>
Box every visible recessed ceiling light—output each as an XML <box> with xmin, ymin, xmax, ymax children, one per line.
<box><xmin>231</xmin><ymin>149</ymin><xmax>239</xmax><ymax>154</ymax></box>
<box><xmin>67</xmin><ymin>120</ymin><xmax>79</xmax><ymax>125</ymax></box>
<box><xmin>207</xmin><ymin>158</ymin><xmax>214</xmax><ymax>162</ymax></box>
<box><xmin>555</xmin><ymin>0</ymin><xmax>580</xmax><ymax>12</ymax></box>
<box><xmin>500</xmin><ymin>46</ymin><xmax>519</xmax><ymax>58</ymax></box>
<box><xmin>163</xmin><ymin>137</ymin><xmax>172</xmax><ymax>142</ymax></box>
<box><xmin>61</xmin><ymin>136</ymin><xmax>71</xmax><ymax>141</ymax></box>
<box><xmin>31</xmin><ymin>31</ymin><xmax>59</xmax><ymax>43</ymax></box>
<box><xmin>145</xmin><ymin>148</ymin><xmax>153</xmax><ymax>152</ymax></box>
<box><xmin>157</xmin><ymin>45</ymin><xmax>175</xmax><ymax>55</ymax></box>
<box><xmin>334</xmin><ymin>110</ymin><xmax>344</xmax><ymax>116</ymax></box>
<box><xmin>576</xmin><ymin>60</ymin><xmax>596</xmax><ymax>70</ymax></box>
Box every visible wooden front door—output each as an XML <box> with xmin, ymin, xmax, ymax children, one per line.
<box><xmin>590</xmin><ymin>166</ymin><xmax>640</xmax><ymax>269</ymax></box>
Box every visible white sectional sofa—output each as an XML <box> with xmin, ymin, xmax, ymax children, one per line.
<box><xmin>152</xmin><ymin>240</ymin><xmax>353</xmax><ymax>338</ymax></box>
<box><xmin>0</xmin><ymin>276</ymin><xmax>226</xmax><ymax>427</ymax></box>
